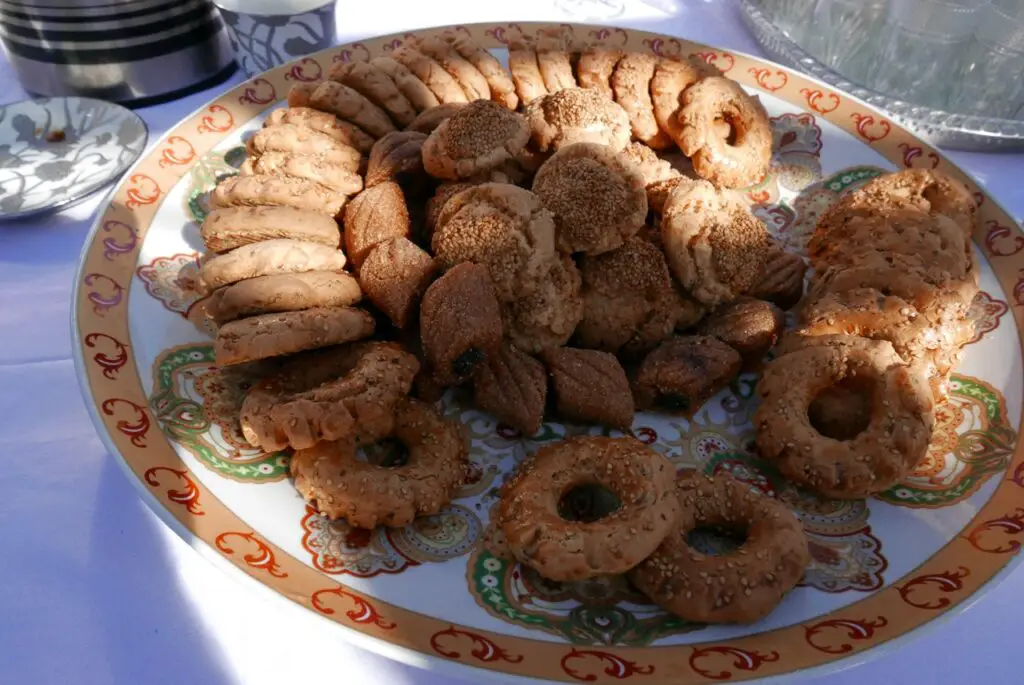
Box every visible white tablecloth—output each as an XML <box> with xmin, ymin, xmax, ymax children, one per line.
<box><xmin>1</xmin><ymin>2</ymin><xmax>1021</xmax><ymax>683</ymax></box>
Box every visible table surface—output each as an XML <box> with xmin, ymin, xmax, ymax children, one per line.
<box><xmin>2</xmin><ymin>2</ymin><xmax>1022</xmax><ymax>684</ymax></box>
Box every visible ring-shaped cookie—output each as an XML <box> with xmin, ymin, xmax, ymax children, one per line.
<box><xmin>289</xmin><ymin>398</ymin><xmax>467</xmax><ymax>528</ymax></box>
<box><xmin>498</xmin><ymin>436</ymin><xmax>681</xmax><ymax>582</ymax></box>
<box><xmin>754</xmin><ymin>334</ymin><xmax>934</xmax><ymax>499</ymax></box>
<box><xmin>240</xmin><ymin>341</ymin><xmax>418</xmax><ymax>452</ymax></box>
<box><xmin>629</xmin><ymin>471</ymin><xmax>810</xmax><ymax>623</ymax></box>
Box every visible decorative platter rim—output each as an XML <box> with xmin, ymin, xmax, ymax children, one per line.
<box><xmin>0</xmin><ymin>95</ymin><xmax>149</xmax><ymax>221</ymax></box>
<box><xmin>70</xmin><ymin>20</ymin><xmax>1024</xmax><ymax>685</ymax></box>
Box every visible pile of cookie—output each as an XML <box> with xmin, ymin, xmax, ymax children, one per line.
<box><xmin>756</xmin><ymin>169</ymin><xmax>980</xmax><ymax>499</ymax></box>
<box><xmin>186</xmin><ymin>32</ymin><xmax>978</xmax><ymax>626</ymax></box>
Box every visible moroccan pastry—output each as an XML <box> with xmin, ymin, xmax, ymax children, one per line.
<box><xmin>524</xmin><ymin>87</ymin><xmax>632</xmax><ymax>153</ymax></box>
<box><xmin>473</xmin><ymin>343</ymin><xmax>547</xmax><ymax>436</ymax></box>
<box><xmin>747</xmin><ymin>243</ymin><xmax>806</xmax><ymax>310</ymax></box>
<box><xmin>413</xmin><ymin>35</ymin><xmax>490</xmax><ymax>101</ymax></box>
<box><xmin>209</xmin><ymin>174</ymin><xmax>347</xmax><ymax>216</ymax></box>
<box><xmin>199</xmin><ymin>206</ymin><xmax>340</xmax><ymax>252</ymax></box>
<box><xmin>697</xmin><ymin>297</ymin><xmax>784</xmax><ymax>369</ymax></box>
<box><xmin>215</xmin><ymin>306</ymin><xmax>375</xmax><ymax>366</ymax></box>
<box><xmin>199</xmin><ymin>238</ymin><xmax>347</xmax><ymax>291</ymax></box>
<box><xmin>501</xmin><ymin>254</ymin><xmax>583</xmax><ymax>354</ymax></box>
<box><xmin>247</xmin><ymin>123</ymin><xmax>362</xmax><ymax>169</ymax></box>
<box><xmin>209</xmin><ymin>271</ymin><xmax>362</xmax><ymax>325</ymax></box>
<box><xmin>534</xmin><ymin>35</ymin><xmax>577</xmax><ymax>93</ymax></box>
<box><xmin>498</xmin><ymin>436</ymin><xmax>680</xmax><ymax>582</ymax></box>
<box><xmin>327</xmin><ymin>59</ymin><xmax>418</xmax><ymax>127</ymax></box>
<box><xmin>650</xmin><ymin>56</ymin><xmax>720</xmax><ymax>149</ymax></box>
<box><xmin>421</xmin><ymin>99</ymin><xmax>530</xmax><ymax>180</ymax></box>
<box><xmin>660</xmin><ymin>180</ymin><xmax>771</xmax><ymax>307</ymax></box>
<box><xmin>364</xmin><ymin>131</ymin><xmax>427</xmax><ymax>188</ymax></box>
<box><xmin>240</xmin><ymin>152</ymin><xmax>364</xmax><ymax>196</ymax></box>
<box><xmin>630</xmin><ymin>471</ymin><xmax>811</xmax><ymax>624</ymax></box>
<box><xmin>290</xmin><ymin>398</ymin><xmax>467</xmax><ymax>528</ymax></box>
<box><xmin>358</xmin><ymin>237</ymin><xmax>436</xmax><ymax>330</ymax></box>
<box><xmin>308</xmin><ymin>80</ymin><xmax>398</xmax><ymax>138</ymax></box>
<box><xmin>677</xmin><ymin>76</ymin><xmax>772</xmax><ymax>188</ymax></box>
<box><xmin>610</xmin><ymin>52</ymin><xmax>673</xmax><ymax>149</ymax></box>
<box><xmin>575</xmin><ymin>48</ymin><xmax>622</xmax><ymax>100</ymax></box>
<box><xmin>532</xmin><ymin>142</ymin><xmax>647</xmax><ymax>254</ymax></box>
<box><xmin>391</xmin><ymin>45</ymin><xmax>469</xmax><ymax>103</ymax></box>
<box><xmin>541</xmin><ymin>347</ymin><xmax>634</xmax><ymax>431</ymax></box>
<box><xmin>445</xmin><ymin>34</ymin><xmax>518</xmax><ymax>109</ymax></box>
<box><xmin>420</xmin><ymin>262</ymin><xmax>503</xmax><ymax>385</ymax></box>
<box><xmin>370</xmin><ymin>55</ymin><xmax>441</xmax><ymax>112</ymax></box>
<box><xmin>343</xmin><ymin>181</ymin><xmax>411</xmax><ymax>269</ymax></box>
<box><xmin>633</xmin><ymin>335</ymin><xmax>742</xmax><ymax>413</ymax></box>
<box><xmin>404</xmin><ymin>102</ymin><xmax>467</xmax><ymax>134</ymax></box>
<box><xmin>755</xmin><ymin>334</ymin><xmax>934</xmax><ymax>499</ymax></box>
<box><xmin>239</xmin><ymin>341</ymin><xmax>418</xmax><ymax>451</ymax></box>
<box><xmin>265</xmin><ymin>106</ymin><xmax>376</xmax><ymax>153</ymax></box>
<box><xmin>508</xmin><ymin>40</ymin><xmax>548</xmax><ymax>104</ymax></box>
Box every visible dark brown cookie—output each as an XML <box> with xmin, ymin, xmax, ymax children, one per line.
<box><xmin>474</xmin><ymin>343</ymin><xmax>547</xmax><ymax>436</ymax></box>
<box><xmin>358</xmin><ymin>237</ymin><xmax>436</xmax><ymax>329</ymax></box>
<box><xmin>542</xmin><ymin>347</ymin><xmax>634</xmax><ymax>431</ymax></box>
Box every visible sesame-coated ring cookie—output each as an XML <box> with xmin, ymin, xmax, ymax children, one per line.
<box><xmin>754</xmin><ymin>334</ymin><xmax>934</xmax><ymax>499</ymax></box>
<box><xmin>610</xmin><ymin>52</ymin><xmax>673</xmax><ymax>149</ymax></box>
<box><xmin>532</xmin><ymin>142</ymin><xmax>647</xmax><ymax>255</ymax></box>
<box><xmin>240</xmin><ymin>341</ymin><xmax>418</xmax><ymax>452</ymax></box>
<box><xmin>678</xmin><ymin>76</ymin><xmax>772</xmax><ymax>188</ymax></box>
<box><xmin>524</xmin><ymin>88</ymin><xmax>632</xmax><ymax>153</ymax></box>
<box><xmin>629</xmin><ymin>471</ymin><xmax>810</xmax><ymax>624</ymax></box>
<box><xmin>422</xmin><ymin>100</ymin><xmax>530</xmax><ymax>180</ymax></box>
<box><xmin>651</xmin><ymin>56</ymin><xmax>720</xmax><ymax>149</ymax></box>
<box><xmin>498</xmin><ymin>436</ymin><xmax>681</xmax><ymax>582</ymax></box>
<box><xmin>290</xmin><ymin>398</ymin><xmax>467</xmax><ymax>528</ymax></box>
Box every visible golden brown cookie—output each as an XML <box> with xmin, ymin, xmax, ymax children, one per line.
<box><xmin>611</xmin><ymin>53</ymin><xmax>673</xmax><ymax>149</ymax></box>
<box><xmin>370</xmin><ymin>55</ymin><xmax>441</xmax><ymax>112</ymax></box>
<box><xmin>343</xmin><ymin>181</ymin><xmax>411</xmax><ymax>269</ymax></box>
<box><xmin>391</xmin><ymin>45</ymin><xmax>469</xmax><ymax>104</ymax></box>
<box><xmin>290</xmin><ymin>398</ymin><xmax>467</xmax><ymax>528</ymax></box>
<box><xmin>660</xmin><ymin>180</ymin><xmax>771</xmax><ymax>307</ymax></box>
<box><xmin>248</xmin><ymin>123</ymin><xmax>363</xmax><ymax>168</ymax></box>
<box><xmin>364</xmin><ymin>131</ymin><xmax>427</xmax><ymax>188</ymax></box>
<box><xmin>474</xmin><ymin>343</ymin><xmax>547</xmax><ymax>436</ymax></box>
<box><xmin>327</xmin><ymin>59</ymin><xmax>418</xmax><ymax>127</ymax></box>
<box><xmin>498</xmin><ymin>436</ymin><xmax>680</xmax><ymax>582</ymax></box>
<box><xmin>413</xmin><ymin>35</ymin><xmax>490</xmax><ymax>101</ymax></box>
<box><xmin>240</xmin><ymin>341</ymin><xmax>418</xmax><ymax>452</ymax></box>
<box><xmin>422</xmin><ymin>100</ymin><xmax>530</xmax><ymax>180</ymax></box>
<box><xmin>199</xmin><ymin>238</ymin><xmax>347</xmax><ymax>291</ymax></box>
<box><xmin>446</xmin><ymin>34</ymin><xmax>518</xmax><ymax>109</ymax></box>
<box><xmin>575</xmin><ymin>236</ymin><xmax>689</xmax><ymax>358</ymax></box>
<box><xmin>502</xmin><ymin>254</ymin><xmax>583</xmax><ymax>353</ymax></box>
<box><xmin>265</xmin><ymin>107</ymin><xmax>376</xmax><ymax>153</ymax></box>
<box><xmin>209</xmin><ymin>174</ymin><xmax>347</xmax><ymax>217</ymax></box>
<box><xmin>420</xmin><ymin>262</ymin><xmax>503</xmax><ymax>385</ymax></box>
<box><xmin>535</xmin><ymin>35</ymin><xmax>577</xmax><ymax>93</ymax></box>
<box><xmin>697</xmin><ymin>296</ymin><xmax>784</xmax><ymax>369</ymax></box>
<box><xmin>215</xmin><ymin>306</ymin><xmax>375</xmax><ymax>365</ymax></box>
<box><xmin>633</xmin><ymin>335</ymin><xmax>742</xmax><ymax>413</ymax></box>
<box><xmin>847</xmin><ymin>169</ymin><xmax>978</xmax><ymax>238</ymax></box>
<box><xmin>541</xmin><ymin>347</ymin><xmax>634</xmax><ymax>431</ymax></box>
<box><xmin>532</xmin><ymin>142</ymin><xmax>647</xmax><ymax>254</ymax></box>
<box><xmin>747</xmin><ymin>244</ymin><xmax>806</xmax><ymax>310</ymax></box>
<box><xmin>650</xmin><ymin>56</ymin><xmax>720</xmax><ymax>148</ymax></box>
<box><xmin>575</xmin><ymin>48</ymin><xmax>621</xmax><ymax>100</ymax></box>
<box><xmin>240</xmin><ymin>152</ymin><xmax>363</xmax><ymax>196</ymax></box>
<box><xmin>630</xmin><ymin>471</ymin><xmax>810</xmax><ymax>624</ymax></box>
<box><xmin>308</xmin><ymin>80</ymin><xmax>397</xmax><ymax>138</ymax></box>
<box><xmin>210</xmin><ymin>271</ymin><xmax>362</xmax><ymax>325</ymax></box>
<box><xmin>200</xmin><ymin>206</ymin><xmax>339</xmax><ymax>253</ymax></box>
<box><xmin>358</xmin><ymin>237</ymin><xmax>436</xmax><ymax>329</ymax></box>
<box><xmin>508</xmin><ymin>41</ymin><xmax>548</xmax><ymax>104</ymax></box>
<box><xmin>678</xmin><ymin>77</ymin><xmax>772</xmax><ymax>188</ymax></box>
<box><xmin>524</xmin><ymin>87</ymin><xmax>632</xmax><ymax>153</ymax></box>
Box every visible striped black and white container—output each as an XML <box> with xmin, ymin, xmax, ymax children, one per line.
<box><xmin>0</xmin><ymin>0</ymin><xmax>236</xmax><ymax>103</ymax></box>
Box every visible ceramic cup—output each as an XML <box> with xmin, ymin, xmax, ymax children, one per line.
<box><xmin>214</xmin><ymin>0</ymin><xmax>338</xmax><ymax>77</ymax></box>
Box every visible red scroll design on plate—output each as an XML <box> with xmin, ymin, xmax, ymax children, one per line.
<box><xmin>332</xmin><ymin>43</ymin><xmax>371</xmax><ymax>62</ymax></box>
<box><xmin>144</xmin><ymin>467</ymin><xmax>204</xmax><ymax>515</ymax></box>
<box><xmin>311</xmin><ymin>587</ymin><xmax>396</xmax><ymax>629</ymax></box>
<box><xmin>690</xmin><ymin>50</ymin><xmax>734</xmax><ymax>72</ymax></box>
<box><xmin>985</xmin><ymin>219</ymin><xmax>1024</xmax><ymax>257</ymax></box>
<box><xmin>689</xmin><ymin>646</ymin><xmax>779</xmax><ymax>681</ymax></box>
<box><xmin>799</xmin><ymin>88</ymin><xmax>840</xmax><ymax>114</ymax></box>
<box><xmin>748</xmin><ymin>67</ymin><xmax>787</xmax><ymax>91</ymax></box>
<box><xmin>238</xmin><ymin>78</ymin><xmax>277</xmax><ymax>105</ymax></box>
<box><xmin>850</xmin><ymin>113</ymin><xmax>891</xmax><ymax>142</ymax></box>
<box><xmin>561</xmin><ymin>649</ymin><xmax>654</xmax><ymax>682</ymax></box>
<box><xmin>589</xmin><ymin>27</ymin><xmax>629</xmax><ymax>46</ymax></box>
<box><xmin>215</xmin><ymin>531</ymin><xmax>287</xmax><ymax>577</ymax></box>
<box><xmin>197</xmin><ymin>104</ymin><xmax>234</xmax><ymax>134</ymax></box>
<box><xmin>284</xmin><ymin>57</ymin><xmax>323</xmax><ymax>82</ymax></box>
<box><xmin>83</xmin><ymin>332</ymin><xmax>129</xmax><ymax>379</ymax></box>
<box><xmin>898</xmin><ymin>567</ymin><xmax>969</xmax><ymax>609</ymax></box>
<box><xmin>125</xmin><ymin>174</ymin><xmax>160</xmax><ymax>208</ymax></box>
<box><xmin>101</xmin><ymin>398</ymin><xmax>150</xmax><ymax>447</ymax></box>
<box><xmin>805</xmin><ymin>617</ymin><xmax>888</xmax><ymax>654</ymax></box>
<box><xmin>966</xmin><ymin>509</ymin><xmax>1024</xmax><ymax>553</ymax></box>
<box><xmin>643</xmin><ymin>37</ymin><xmax>683</xmax><ymax>59</ymax></box>
<box><xmin>431</xmin><ymin>627</ymin><xmax>523</xmax><ymax>664</ymax></box>
<box><xmin>158</xmin><ymin>136</ymin><xmax>196</xmax><ymax>168</ymax></box>
<box><xmin>898</xmin><ymin>142</ymin><xmax>940</xmax><ymax>169</ymax></box>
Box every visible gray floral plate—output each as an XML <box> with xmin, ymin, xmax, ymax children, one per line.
<box><xmin>0</xmin><ymin>97</ymin><xmax>148</xmax><ymax>220</ymax></box>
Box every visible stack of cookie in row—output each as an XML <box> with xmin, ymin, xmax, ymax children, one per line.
<box><xmin>755</xmin><ymin>169</ymin><xmax>980</xmax><ymax>500</ymax></box>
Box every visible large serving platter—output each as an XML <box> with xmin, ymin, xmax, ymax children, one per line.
<box><xmin>72</xmin><ymin>22</ymin><xmax>1024</xmax><ymax>684</ymax></box>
